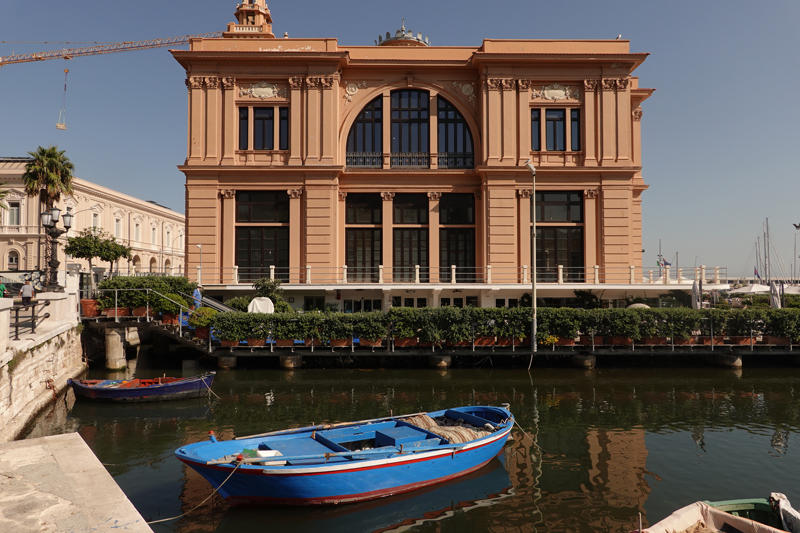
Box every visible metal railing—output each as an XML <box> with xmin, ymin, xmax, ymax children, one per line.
<box><xmin>345</xmin><ymin>152</ymin><xmax>382</xmax><ymax>169</ymax></box>
<box><xmin>390</xmin><ymin>152</ymin><xmax>429</xmax><ymax>169</ymax></box>
<box><xmin>437</xmin><ymin>152</ymin><xmax>474</xmax><ymax>169</ymax></box>
<box><xmin>10</xmin><ymin>300</ymin><xmax>51</xmax><ymax>341</ymax></box>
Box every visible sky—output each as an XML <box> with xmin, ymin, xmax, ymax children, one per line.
<box><xmin>1</xmin><ymin>0</ymin><xmax>799</xmax><ymax>279</ymax></box>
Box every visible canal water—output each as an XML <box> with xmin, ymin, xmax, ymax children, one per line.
<box><xmin>24</xmin><ymin>358</ymin><xmax>800</xmax><ymax>532</ymax></box>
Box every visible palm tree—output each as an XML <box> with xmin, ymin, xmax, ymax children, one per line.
<box><xmin>0</xmin><ymin>183</ymin><xmax>8</xmax><ymax>211</ymax></box>
<box><xmin>22</xmin><ymin>146</ymin><xmax>76</xmax><ymax>283</ymax></box>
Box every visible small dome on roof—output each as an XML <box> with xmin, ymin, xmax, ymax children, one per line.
<box><xmin>378</xmin><ymin>19</ymin><xmax>429</xmax><ymax>47</ymax></box>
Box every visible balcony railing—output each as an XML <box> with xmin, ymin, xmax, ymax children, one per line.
<box><xmin>390</xmin><ymin>152</ymin><xmax>429</xmax><ymax>169</ymax></box>
<box><xmin>437</xmin><ymin>152</ymin><xmax>474</xmax><ymax>169</ymax></box>
<box><xmin>346</xmin><ymin>152</ymin><xmax>382</xmax><ymax>169</ymax></box>
<box><xmin>190</xmin><ymin>265</ymin><xmax>729</xmax><ymax>287</ymax></box>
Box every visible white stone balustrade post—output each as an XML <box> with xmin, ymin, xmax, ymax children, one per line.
<box><xmin>649</xmin><ymin>270</ymin><xmax>653</xmax><ymax>283</ymax></box>
<box><xmin>196</xmin><ymin>266</ymin><xmax>201</xmax><ymax>284</ymax></box>
<box><xmin>701</xmin><ymin>265</ymin><xmax>706</xmax><ymax>283</ymax></box>
<box><xmin>714</xmin><ymin>267</ymin><xmax>720</xmax><ymax>284</ymax></box>
<box><xmin>342</xmin><ymin>265</ymin><xmax>348</xmax><ymax>284</ymax></box>
<box><xmin>664</xmin><ymin>265</ymin><xmax>670</xmax><ymax>284</ymax></box>
<box><xmin>630</xmin><ymin>265</ymin><xmax>635</xmax><ymax>284</ymax></box>
<box><xmin>523</xmin><ymin>265</ymin><xmax>529</xmax><ymax>285</ymax></box>
<box><xmin>451</xmin><ymin>265</ymin><xmax>457</xmax><ymax>284</ymax></box>
<box><xmin>378</xmin><ymin>265</ymin><xmax>383</xmax><ymax>284</ymax></box>
<box><xmin>487</xmin><ymin>265</ymin><xmax>492</xmax><ymax>284</ymax></box>
<box><xmin>232</xmin><ymin>265</ymin><xmax>239</xmax><ymax>284</ymax></box>
<box><xmin>269</xmin><ymin>265</ymin><xmax>275</xmax><ymax>281</ymax></box>
<box><xmin>306</xmin><ymin>265</ymin><xmax>311</xmax><ymax>284</ymax></box>
<box><xmin>557</xmin><ymin>265</ymin><xmax>564</xmax><ymax>284</ymax></box>
<box><xmin>415</xmin><ymin>265</ymin><xmax>420</xmax><ymax>284</ymax></box>
<box><xmin>594</xmin><ymin>265</ymin><xmax>599</xmax><ymax>284</ymax></box>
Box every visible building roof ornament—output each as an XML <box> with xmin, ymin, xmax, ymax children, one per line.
<box><xmin>377</xmin><ymin>19</ymin><xmax>430</xmax><ymax>47</ymax></box>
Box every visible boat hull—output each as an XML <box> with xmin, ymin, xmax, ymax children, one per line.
<box><xmin>68</xmin><ymin>373</ymin><xmax>215</xmax><ymax>403</ymax></box>
<box><xmin>177</xmin><ymin>406</ymin><xmax>513</xmax><ymax>506</ymax></box>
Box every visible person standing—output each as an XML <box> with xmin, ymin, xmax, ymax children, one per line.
<box><xmin>193</xmin><ymin>285</ymin><xmax>203</xmax><ymax>309</ymax></box>
<box><xmin>19</xmin><ymin>280</ymin><xmax>34</xmax><ymax>305</ymax></box>
<box><xmin>0</xmin><ymin>281</ymin><xmax>6</xmax><ymax>298</ymax></box>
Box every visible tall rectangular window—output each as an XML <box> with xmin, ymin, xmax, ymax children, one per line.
<box><xmin>253</xmin><ymin>107</ymin><xmax>274</xmax><ymax>150</ymax></box>
<box><xmin>533</xmin><ymin>192</ymin><xmax>583</xmax><ymax>222</ymax></box>
<box><xmin>115</xmin><ymin>219</ymin><xmax>121</xmax><ymax>238</ymax></box>
<box><xmin>440</xmin><ymin>228</ymin><xmax>476</xmax><ymax>282</ymax></box>
<box><xmin>393</xmin><ymin>193</ymin><xmax>428</xmax><ymax>224</ymax></box>
<box><xmin>92</xmin><ymin>213</ymin><xmax>99</xmax><ymax>228</ymax></box>
<box><xmin>236</xmin><ymin>191</ymin><xmax>289</xmax><ymax>223</ymax></box>
<box><xmin>393</xmin><ymin>228</ymin><xmax>428</xmax><ymax>282</ymax></box>
<box><xmin>345</xmin><ymin>193</ymin><xmax>382</xmax><ymax>224</ymax></box>
<box><xmin>8</xmin><ymin>202</ymin><xmax>20</xmax><ymax>225</ymax></box>
<box><xmin>151</xmin><ymin>227</ymin><xmax>157</xmax><ymax>244</ymax></box>
<box><xmin>236</xmin><ymin>227</ymin><xmax>289</xmax><ymax>282</ymax></box>
<box><xmin>346</xmin><ymin>228</ymin><xmax>381</xmax><ymax>282</ymax></box>
<box><xmin>531</xmin><ymin>109</ymin><xmax>541</xmax><ymax>151</ymax></box>
<box><xmin>546</xmin><ymin>109</ymin><xmax>566</xmax><ymax>151</ymax></box>
<box><xmin>135</xmin><ymin>224</ymin><xmax>140</xmax><ymax>242</ymax></box>
<box><xmin>279</xmin><ymin>107</ymin><xmax>289</xmax><ymax>151</ymax></box>
<box><xmin>439</xmin><ymin>193</ymin><xmax>474</xmax><ymax>225</ymax></box>
<box><xmin>570</xmin><ymin>109</ymin><xmax>581</xmax><ymax>151</ymax></box>
<box><xmin>238</xmin><ymin>107</ymin><xmax>249</xmax><ymax>150</ymax></box>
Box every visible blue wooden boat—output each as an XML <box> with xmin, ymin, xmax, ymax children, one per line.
<box><xmin>68</xmin><ymin>372</ymin><xmax>215</xmax><ymax>402</ymax></box>
<box><xmin>175</xmin><ymin>405</ymin><xmax>514</xmax><ymax>506</ymax></box>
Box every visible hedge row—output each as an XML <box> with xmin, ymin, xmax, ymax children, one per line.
<box><xmin>209</xmin><ymin>307</ymin><xmax>800</xmax><ymax>343</ymax></box>
<box><xmin>95</xmin><ymin>276</ymin><xmax>196</xmax><ymax>314</ymax></box>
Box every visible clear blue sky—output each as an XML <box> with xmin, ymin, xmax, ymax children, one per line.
<box><xmin>2</xmin><ymin>1</ymin><xmax>798</xmax><ymax>278</ymax></box>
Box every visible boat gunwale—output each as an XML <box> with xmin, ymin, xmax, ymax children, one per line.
<box><xmin>69</xmin><ymin>372</ymin><xmax>215</xmax><ymax>392</ymax></box>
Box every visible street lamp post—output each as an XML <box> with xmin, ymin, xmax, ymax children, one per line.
<box><xmin>525</xmin><ymin>160</ymin><xmax>537</xmax><ymax>355</ymax></box>
<box><xmin>40</xmin><ymin>207</ymin><xmax>73</xmax><ymax>292</ymax></box>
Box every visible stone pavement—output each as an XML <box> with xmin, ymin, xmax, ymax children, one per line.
<box><xmin>0</xmin><ymin>433</ymin><xmax>151</xmax><ymax>532</ymax></box>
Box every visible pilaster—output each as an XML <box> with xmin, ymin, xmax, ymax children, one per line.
<box><xmin>204</xmin><ymin>77</ymin><xmax>220</xmax><ymax>162</ymax></box>
<box><xmin>616</xmin><ymin>78</ymin><xmax>631</xmax><ymax>162</ymax></box>
<box><xmin>381</xmin><ymin>192</ymin><xmax>394</xmax><ymax>282</ymax></box>
<box><xmin>320</xmin><ymin>75</ymin><xmax>338</xmax><ymax>165</ymax></box>
<box><xmin>428</xmin><ymin>192</ymin><xmax>441</xmax><ymax>283</ymax></box>
<box><xmin>288</xmin><ymin>77</ymin><xmax>303</xmax><ymax>165</ymax></box>
<box><xmin>517</xmin><ymin>80</ymin><xmax>532</xmax><ymax>165</ymax></box>
<box><xmin>517</xmin><ymin>189</ymin><xmax>532</xmax><ymax>273</ymax></box>
<box><xmin>501</xmin><ymin>78</ymin><xmax>516</xmax><ymax>164</ymax></box>
<box><xmin>288</xmin><ymin>188</ymin><xmax>302</xmax><ymax>283</ymax></box>
<box><xmin>600</xmin><ymin>78</ymin><xmax>617</xmax><ymax>164</ymax></box>
<box><xmin>583</xmin><ymin>80</ymin><xmax>599</xmax><ymax>166</ymax></box>
<box><xmin>305</xmin><ymin>77</ymin><xmax>321</xmax><ymax>164</ymax></box>
<box><xmin>187</xmin><ymin>77</ymin><xmax>204</xmax><ymax>161</ymax></box>
<box><xmin>486</xmin><ymin>78</ymin><xmax>502</xmax><ymax>163</ymax></box>
<box><xmin>219</xmin><ymin>189</ymin><xmax>236</xmax><ymax>283</ymax></box>
<box><xmin>221</xmin><ymin>77</ymin><xmax>236</xmax><ymax>165</ymax></box>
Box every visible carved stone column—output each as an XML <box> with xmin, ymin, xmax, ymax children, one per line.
<box><xmin>517</xmin><ymin>189</ymin><xmax>532</xmax><ymax>274</ymax></box>
<box><xmin>583</xmin><ymin>80</ymin><xmax>599</xmax><ymax>166</ymax></box>
<box><xmin>600</xmin><ymin>78</ymin><xmax>617</xmax><ymax>164</ymax></box>
<box><xmin>305</xmin><ymin>77</ymin><xmax>322</xmax><ymax>163</ymax></box>
<box><xmin>486</xmin><ymin>78</ymin><xmax>502</xmax><ymax>163</ymax></box>
<box><xmin>288</xmin><ymin>189</ymin><xmax>303</xmax><ymax>283</ymax></box>
<box><xmin>501</xmin><ymin>78</ymin><xmax>516</xmax><ymax>163</ymax></box>
<box><xmin>583</xmin><ymin>188</ymin><xmax>599</xmax><ymax>276</ymax></box>
<box><xmin>517</xmin><ymin>80</ymin><xmax>532</xmax><ymax>165</ymax></box>
<box><xmin>381</xmin><ymin>192</ymin><xmax>394</xmax><ymax>282</ymax></box>
<box><xmin>320</xmin><ymin>75</ymin><xmax>338</xmax><ymax>164</ymax></box>
<box><xmin>205</xmin><ymin>77</ymin><xmax>220</xmax><ymax>162</ymax></box>
<box><xmin>187</xmin><ymin>77</ymin><xmax>204</xmax><ymax>161</ymax></box>
<box><xmin>221</xmin><ymin>77</ymin><xmax>236</xmax><ymax>165</ymax></box>
<box><xmin>288</xmin><ymin>77</ymin><xmax>303</xmax><ymax>165</ymax></box>
<box><xmin>220</xmin><ymin>189</ymin><xmax>236</xmax><ymax>283</ymax></box>
<box><xmin>428</xmin><ymin>192</ymin><xmax>441</xmax><ymax>283</ymax></box>
<box><xmin>616</xmin><ymin>78</ymin><xmax>631</xmax><ymax>162</ymax></box>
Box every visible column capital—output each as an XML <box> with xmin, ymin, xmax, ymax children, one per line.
<box><xmin>427</xmin><ymin>191</ymin><xmax>442</xmax><ymax>200</ymax></box>
<box><xmin>380</xmin><ymin>191</ymin><xmax>395</xmax><ymax>201</ymax></box>
<box><xmin>221</xmin><ymin>77</ymin><xmax>235</xmax><ymax>90</ymax></box>
<box><xmin>289</xmin><ymin>76</ymin><xmax>304</xmax><ymax>89</ymax></box>
<box><xmin>219</xmin><ymin>189</ymin><xmax>236</xmax><ymax>199</ymax></box>
<box><xmin>517</xmin><ymin>189</ymin><xmax>532</xmax><ymax>199</ymax></box>
<box><xmin>288</xmin><ymin>189</ymin><xmax>303</xmax><ymax>199</ymax></box>
<box><xmin>584</xmin><ymin>188</ymin><xmax>599</xmax><ymax>199</ymax></box>
<box><xmin>338</xmin><ymin>191</ymin><xmax>348</xmax><ymax>201</ymax></box>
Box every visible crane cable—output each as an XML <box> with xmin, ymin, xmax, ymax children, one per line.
<box><xmin>56</xmin><ymin>69</ymin><xmax>68</xmax><ymax>130</ymax></box>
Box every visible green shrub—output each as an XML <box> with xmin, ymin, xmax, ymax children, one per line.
<box><xmin>211</xmin><ymin>311</ymin><xmax>249</xmax><ymax>341</ymax></box>
<box><xmin>155</xmin><ymin>293</ymin><xmax>188</xmax><ymax>315</ymax></box>
<box><xmin>226</xmin><ymin>296</ymin><xmax>253</xmax><ymax>312</ymax></box>
<box><xmin>352</xmin><ymin>312</ymin><xmax>388</xmax><ymax>341</ymax></box>
<box><xmin>765</xmin><ymin>309</ymin><xmax>800</xmax><ymax>340</ymax></box>
<box><xmin>321</xmin><ymin>313</ymin><xmax>355</xmax><ymax>341</ymax></box>
<box><xmin>188</xmin><ymin>307</ymin><xmax>218</xmax><ymax>328</ymax></box>
<box><xmin>726</xmin><ymin>308</ymin><xmax>768</xmax><ymax>336</ymax></box>
<box><xmin>596</xmin><ymin>309</ymin><xmax>640</xmax><ymax>339</ymax></box>
<box><xmin>271</xmin><ymin>313</ymin><xmax>304</xmax><ymax>340</ymax></box>
<box><xmin>388</xmin><ymin>307</ymin><xmax>420</xmax><ymax>338</ymax></box>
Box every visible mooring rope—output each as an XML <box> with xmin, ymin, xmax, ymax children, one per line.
<box><xmin>513</xmin><ymin>418</ymin><xmax>547</xmax><ymax>456</ymax></box>
<box><xmin>146</xmin><ymin>462</ymin><xmax>241</xmax><ymax>524</ymax></box>
<box><xmin>203</xmin><ymin>377</ymin><xmax>221</xmax><ymax>400</ymax></box>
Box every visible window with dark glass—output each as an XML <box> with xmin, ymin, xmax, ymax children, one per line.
<box><xmin>531</xmin><ymin>109</ymin><xmax>541</xmax><ymax>151</ymax></box>
<box><xmin>532</xmin><ymin>192</ymin><xmax>583</xmax><ymax>222</ymax></box>
<box><xmin>391</xmin><ymin>89</ymin><xmax>429</xmax><ymax>168</ymax></box>
<box><xmin>570</xmin><ymin>109</ymin><xmax>580</xmax><ymax>151</ymax></box>
<box><xmin>236</xmin><ymin>226</ymin><xmax>289</xmax><ymax>281</ymax></box>
<box><xmin>393</xmin><ymin>228</ymin><xmax>428</xmax><ymax>282</ymax></box>
<box><xmin>392</xmin><ymin>296</ymin><xmax>402</xmax><ymax>307</ymax></box>
<box><xmin>279</xmin><ymin>107</ymin><xmax>289</xmax><ymax>150</ymax></box>
<box><xmin>439</xmin><ymin>194</ymin><xmax>474</xmax><ymax>225</ymax></box>
<box><xmin>440</xmin><ymin>228</ymin><xmax>476</xmax><ymax>282</ymax></box>
<box><xmin>466</xmin><ymin>296</ymin><xmax>478</xmax><ymax>307</ymax></box>
<box><xmin>393</xmin><ymin>193</ymin><xmax>428</xmax><ymax>224</ymax></box>
<box><xmin>253</xmin><ymin>107</ymin><xmax>274</xmax><ymax>150</ymax></box>
<box><xmin>237</xmin><ymin>191</ymin><xmax>289</xmax><ymax>223</ymax></box>
<box><xmin>437</xmin><ymin>97</ymin><xmax>473</xmax><ymax>168</ymax></box>
<box><xmin>535</xmin><ymin>227</ymin><xmax>584</xmax><ymax>282</ymax></box>
<box><xmin>304</xmin><ymin>296</ymin><xmax>325</xmax><ymax>312</ymax></box>
<box><xmin>239</xmin><ymin>108</ymin><xmax>249</xmax><ymax>150</ymax></box>
<box><xmin>345</xmin><ymin>193</ymin><xmax>381</xmax><ymax>224</ymax></box>
<box><xmin>440</xmin><ymin>298</ymin><xmax>451</xmax><ymax>307</ymax></box>
<box><xmin>346</xmin><ymin>228</ymin><xmax>381</xmax><ymax>282</ymax></box>
<box><xmin>346</xmin><ymin>97</ymin><xmax>382</xmax><ymax>168</ymax></box>
<box><xmin>546</xmin><ymin>109</ymin><xmax>566</xmax><ymax>151</ymax></box>
<box><xmin>496</xmin><ymin>299</ymin><xmax>506</xmax><ymax>308</ymax></box>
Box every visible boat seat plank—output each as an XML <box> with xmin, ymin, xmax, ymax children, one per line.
<box><xmin>264</xmin><ymin>437</ymin><xmax>349</xmax><ymax>464</ymax></box>
<box><xmin>375</xmin><ymin>426</ymin><xmax>430</xmax><ymax>448</ymax></box>
<box><xmin>444</xmin><ymin>409</ymin><xmax>496</xmax><ymax>428</ymax></box>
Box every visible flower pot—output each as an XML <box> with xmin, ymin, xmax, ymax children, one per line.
<box><xmin>330</xmin><ymin>339</ymin><xmax>351</xmax><ymax>348</ymax></box>
<box><xmin>221</xmin><ymin>339</ymin><xmax>239</xmax><ymax>347</ymax></box>
<box><xmin>496</xmin><ymin>337</ymin><xmax>523</xmax><ymax>346</ymax></box>
<box><xmin>393</xmin><ymin>337</ymin><xmax>418</xmax><ymax>347</ymax></box>
<box><xmin>474</xmin><ymin>336</ymin><xmax>495</xmax><ymax>346</ymax></box>
<box><xmin>247</xmin><ymin>338</ymin><xmax>266</xmax><ymax>347</ymax></box>
<box><xmin>131</xmin><ymin>306</ymin><xmax>150</xmax><ymax>317</ymax></box>
<box><xmin>580</xmin><ymin>336</ymin><xmax>603</xmax><ymax>346</ymax></box>
<box><xmin>641</xmin><ymin>337</ymin><xmax>667</xmax><ymax>345</ymax></box>
<box><xmin>727</xmin><ymin>336</ymin><xmax>752</xmax><ymax>345</ymax></box>
<box><xmin>555</xmin><ymin>337</ymin><xmax>576</xmax><ymax>346</ymax></box>
<box><xmin>80</xmin><ymin>299</ymin><xmax>100</xmax><ymax>317</ymax></box>
<box><xmin>195</xmin><ymin>326</ymin><xmax>210</xmax><ymax>340</ymax></box>
<box><xmin>161</xmin><ymin>313</ymin><xmax>179</xmax><ymax>325</ymax></box>
<box><xmin>445</xmin><ymin>340</ymin><xmax>470</xmax><ymax>347</ymax></box>
<box><xmin>673</xmin><ymin>336</ymin><xmax>699</xmax><ymax>345</ymax></box>
<box><xmin>359</xmin><ymin>338</ymin><xmax>383</xmax><ymax>347</ymax></box>
<box><xmin>699</xmin><ymin>336</ymin><xmax>724</xmax><ymax>346</ymax></box>
<box><xmin>611</xmin><ymin>336</ymin><xmax>633</xmax><ymax>346</ymax></box>
<box><xmin>303</xmin><ymin>338</ymin><xmax>322</xmax><ymax>347</ymax></box>
<box><xmin>276</xmin><ymin>339</ymin><xmax>295</xmax><ymax>347</ymax></box>
<box><xmin>763</xmin><ymin>336</ymin><xmax>790</xmax><ymax>346</ymax></box>
<box><xmin>103</xmin><ymin>307</ymin><xmax>130</xmax><ymax>317</ymax></box>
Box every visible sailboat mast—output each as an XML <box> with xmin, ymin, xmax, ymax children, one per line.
<box><xmin>756</xmin><ymin>237</ymin><xmax>761</xmax><ymax>282</ymax></box>
<box><xmin>765</xmin><ymin>219</ymin><xmax>770</xmax><ymax>283</ymax></box>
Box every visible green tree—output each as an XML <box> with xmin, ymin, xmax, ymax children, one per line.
<box><xmin>0</xmin><ymin>183</ymin><xmax>8</xmax><ymax>211</ymax></box>
<box><xmin>64</xmin><ymin>228</ymin><xmax>130</xmax><ymax>292</ymax></box>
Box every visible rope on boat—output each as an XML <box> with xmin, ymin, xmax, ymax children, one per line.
<box><xmin>146</xmin><ymin>462</ymin><xmax>241</xmax><ymax>524</ymax></box>
<box><xmin>513</xmin><ymin>418</ymin><xmax>547</xmax><ymax>456</ymax></box>
<box><xmin>203</xmin><ymin>377</ymin><xmax>221</xmax><ymax>400</ymax></box>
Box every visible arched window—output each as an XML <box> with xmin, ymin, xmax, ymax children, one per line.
<box><xmin>346</xmin><ymin>96</ymin><xmax>382</xmax><ymax>168</ymax></box>
<box><xmin>7</xmin><ymin>251</ymin><xmax>19</xmax><ymax>271</ymax></box>
<box><xmin>391</xmin><ymin>89</ymin><xmax>429</xmax><ymax>168</ymax></box>
<box><xmin>437</xmin><ymin>97</ymin><xmax>474</xmax><ymax>168</ymax></box>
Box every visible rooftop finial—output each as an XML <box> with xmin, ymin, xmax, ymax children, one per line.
<box><xmin>378</xmin><ymin>19</ymin><xmax>428</xmax><ymax>47</ymax></box>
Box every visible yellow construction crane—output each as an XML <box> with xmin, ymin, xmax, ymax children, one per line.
<box><xmin>0</xmin><ymin>32</ymin><xmax>222</xmax><ymax>66</ymax></box>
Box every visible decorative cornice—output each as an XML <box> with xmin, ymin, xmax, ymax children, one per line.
<box><xmin>380</xmin><ymin>191</ymin><xmax>395</xmax><ymax>201</ymax></box>
<box><xmin>517</xmin><ymin>189</ymin><xmax>532</xmax><ymax>199</ymax></box>
<box><xmin>219</xmin><ymin>189</ymin><xmax>236</xmax><ymax>199</ymax></box>
<box><xmin>632</xmin><ymin>108</ymin><xmax>643</xmax><ymax>121</ymax></box>
<box><xmin>221</xmin><ymin>77</ymin><xmax>235</xmax><ymax>90</ymax></box>
<box><xmin>338</xmin><ymin>191</ymin><xmax>348</xmax><ymax>201</ymax></box>
<box><xmin>205</xmin><ymin>76</ymin><xmax>219</xmax><ymax>89</ymax></box>
<box><xmin>287</xmin><ymin>189</ymin><xmax>303</xmax><ymax>199</ymax></box>
<box><xmin>583</xmin><ymin>79</ymin><xmax>599</xmax><ymax>91</ymax></box>
<box><xmin>584</xmin><ymin>189</ymin><xmax>599</xmax><ymax>199</ymax></box>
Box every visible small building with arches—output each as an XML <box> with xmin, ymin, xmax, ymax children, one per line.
<box><xmin>173</xmin><ymin>1</ymin><xmax>671</xmax><ymax>311</ymax></box>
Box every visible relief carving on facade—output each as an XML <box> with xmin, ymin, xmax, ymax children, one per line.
<box><xmin>486</xmin><ymin>78</ymin><xmax>502</xmax><ymax>91</ymax></box>
<box><xmin>205</xmin><ymin>77</ymin><xmax>219</xmax><ymax>89</ymax></box>
<box><xmin>320</xmin><ymin>76</ymin><xmax>337</xmax><ymax>89</ymax></box>
<box><xmin>583</xmin><ymin>79</ymin><xmax>599</xmax><ymax>91</ymax></box>
<box><xmin>517</xmin><ymin>79</ymin><xmax>532</xmax><ymax>90</ymax></box>
<box><xmin>287</xmin><ymin>189</ymin><xmax>303</xmax><ymax>199</ymax></box>
<box><xmin>380</xmin><ymin>192</ymin><xmax>395</xmax><ymax>201</ymax></box>
<box><xmin>306</xmin><ymin>77</ymin><xmax>323</xmax><ymax>89</ymax></box>
<box><xmin>584</xmin><ymin>189</ymin><xmax>599</xmax><ymax>199</ymax></box>
<box><xmin>427</xmin><ymin>191</ymin><xmax>442</xmax><ymax>201</ymax></box>
<box><xmin>533</xmin><ymin>83</ymin><xmax>580</xmax><ymax>101</ymax></box>
<box><xmin>451</xmin><ymin>81</ymin><xmax>476</xmax><ymax>104</ymax></box>
<box><xmin>601</xmin><ymin>79</ymin><xmax>617</xmax><ymax>91</ymax></box>
<box><xmin>343</xmin><ymin>81</ymin><xmax>367</xmax><ymax>105</ymax></box>
<box><xmin>616</xmin><ymin>78</ymin><xmax>630</xmax><ymax>90</ymax></box>
<box><xmin>239</xmin><ymin>81</ymin><xmax>288</xmax><ymax>99</ymax></box>
<box><xmin>632</xmin><ymin>108</ymin><xmax>643</xmax><ymax>121</ymax></box>
<box><xmin>221</xmin><ymin>77</ymin><xmax>235</xmax><ymax>89</ymax></box>
<box><xmin>288</xmin><ymin>77</ymin><xmax>304</xmax><ymax>89</ymax></box>
<box><xmin>500</xmin><ymin>79</ymin><xmax>515</xmax><ymax>91</ymax></box>
<box><xmin>187</xmin><ymin>77</ymin><xmax>204</xmax><ymax>90</ymax></box>
<box><xmin>517</xmin><ymin>189</ymin><xmax>533</xmax><ymax>199</ymax></box>
<box><xmin>338</xmin><ymin>191</ymin><xmax>348</xmax><ymax>201</ymax></box>
<box><xmin>219</xmin><ymin>189</ymin><xmax>236</xmax><ymax>199</ymax></box>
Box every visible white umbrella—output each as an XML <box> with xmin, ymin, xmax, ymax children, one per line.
<box><xmin>783</xmin><ymin>285</ymin><xmax>800</xmax><ymax>295</ymax></box>
<box><xmin>627</xmin><ymin>303</ymin><xmax>650</xmax><ymax>308</ymax></box>
<box><xmin>691</xmin><ymin>280</ymin><xmax>701</xmax><ymax>309</ymax></box>
<box><xmin>770</xmin><ymin>282</ymin><xmax>782</xmax><ymax>309</ymax></box>
<box><xmin>728</xmin><ymin>284</ymin><xmax>770</xmax><ymax>294</ymax></box>
<box><xmin>247</xmin><ymin>297</ymin><xmax>275</xmax><ymax>314</ymax></box>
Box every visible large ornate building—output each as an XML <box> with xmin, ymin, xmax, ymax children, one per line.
<box><xmin>0</xmin><ymin>157</ymin><xmax>185</xmax><ymax>283</ymax></box>
<box><xmin>173</xmin><ymin>1</ymin><xmax>675</xmax><ymax>311</ymax></box>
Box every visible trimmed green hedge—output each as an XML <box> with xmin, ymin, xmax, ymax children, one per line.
<box><xmin>207</xmin><ymin>307</ymin><xmax>800</xmax><ymax>344</ymax></box>
<box><xmin>96</xmin><ymin>276</ymin><xmax>196</xmax><ymax>311</ymax></box>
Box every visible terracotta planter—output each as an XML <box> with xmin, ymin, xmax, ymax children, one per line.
<box><xmin>247</xmin><ymin>338</ymin><xmax>266</xmax><ymax>347</ymax></box>
<box><xmin>727</xmin><ymin>336</ymin><xmax>752</xmax><ymax>345</ymax></box>
<box><xmin>474</xmin><ymin>336</ymin><xmax>495</xmax><ymax>346</ymax></box>
<box><xmin>302</xmin><ymin>338</ymin><xmax>323</xmax><ymax>347</ymax></box>
<box><xmin>330</xmin><ymin>339</ymin><xmax>351</xmax><ymax>347</ymax></box>
<box><xmin>445</xmin><ymin>340</ymin><xmax>470</xmax><ymax>347</ymax></box>
<box><xmin>699</xmin><ymin>336</ymin><xmax>725</xmax><ymax>346</ymax></box>
<box><xmin>131</xmin><ymin>306</ymin><xmax>150</xmax><ymax>317</ymax></box>
<box><xmin>763</xmin><ymin>336</ymin><xmax>791</xmax><ymax>346</ymax></box>
<box><xmin>418</xmin><ymin>341</ymin><xmax>435</xmax><ymax>347</ymax></box>
<box><xmin>275</xmin><ymin>339</ymin><xmax>295</xmax><ymax>347</ymax></box>
<box><xmin>555</xmin><ymin>337</ymin><xmax>576</xmax><ymax>346</ymax></box>
<box><xmin>80</xmin><ymin>299</ymin><xmax>100</xmax><ymax>317</ymax></box>
<box><xmin>195</xmin><ymin>326</ymin><xmax>210</xmax><ymax>340</ymax></box>
<box><xmin>611</xmin><ymin>336</ymin><xmax>633</xmax><ymax>346</ymax></box>
<box><xmin>103</xmin><ymin>307</ymin><xmax>130</xmax><ymax>317</ymax></box>
<box><xmin>161</xmin><ymin>313</ymin><xmax>179</xmax><ymax>325</ymax></box>
<box><xmin>220</xmin><ymin>339</ymin><xmax>239</xmax><ymax>347</ymax></box>
<box><xmin>641</xmin><ymin>337</ymin><xmax>668</xmax><ymax>345</ymax></box>
<box><xmin>496</xmin><ymin>337</ymin><xmax>523</xmax><ymax>346</ymax></box>
<box><xmin>359</xmin><ymin>338</ymin><xmax>383</xmax><ymax>347</ymax></box>
<box><xmin>393</xmin><ymin>337</ymin><xmax>418</xmax><ymax>347</ymax></box>
<box><xmin>521</xmin><ymin>336</ymin><xmax>532</xmax><ymax>346</ymax></box>
<box><xmin>673</xmin><ymin>336</ymin><xmax>699</xmax><ymax>345</ymax></box>
<box><xmin>580</xmin><ymin>336</ymin><xmax>603</xmax><ymax>346</ymax></box>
